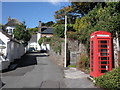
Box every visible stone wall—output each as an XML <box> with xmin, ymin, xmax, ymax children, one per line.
<box><xmin>67</xmin><ymin>39</ymin><xmax>79</xmax><ymax>51</ymax></box>
<box><xmin>49</xmin><ymin>39</ymin><xmax>87</xmax><ymax>67</ymax></box>
<box><xmin>67</xmin><ymin>39</ymin><xmax>79</xmax><ymax>65</ymax></box>
<box><xmin>49</xmin><ymin>37</ymin><xmax>120</xmax><ymax>68</ymax></box>
<box><xmin>118</xmin><ymin>51</ymin><xmax>120</xmax><ymax>67</ymax></box>
<box><xmin>68</xmin><ymin>40</ymin><xmax>88</xmax><ymax>66</ymax></box>
<box><xmin>49</xmin><ymin>43</ymin><xmax>70</xmax><ymax>67</ymax></box>
<box><xmin>49</xmin><ymin>49</ymin><xmax>64</xmax><ymax>66</ymax></box>
<box><xmin>113</xmin><ymin>37</ymin><xmax>120</xmax><ymax>68</ymax></box>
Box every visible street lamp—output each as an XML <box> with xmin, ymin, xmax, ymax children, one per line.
<box><xmin>64</xmin><ymin>15</ymin><xmax>67</xmax><ymax>67</ymax></box>
<box><xmin>57</xmin><ymin>6</ymin><xmax>68</xmax><ymax>67</ymax></box>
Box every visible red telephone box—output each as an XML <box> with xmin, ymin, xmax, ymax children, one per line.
<box><xmin>90</xmin><ymin>31</ymin><xmax>112</xmax><ymax>77</ymax></box>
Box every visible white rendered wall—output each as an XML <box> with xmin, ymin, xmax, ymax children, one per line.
<box><xmin>6</xmin><ymin>26</ymin><xmax>15</xmax><ymax>35</ymax></box>
<box><xmin>37</xmin><ymin>33</ymin><xmax>41</xmax><ymax>50</ymax></box>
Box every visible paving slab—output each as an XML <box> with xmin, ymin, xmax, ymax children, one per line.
<box><xmin>64</xmin><ymin>67</ymin><xmax>99</xmax><ymax>88</ymax></box>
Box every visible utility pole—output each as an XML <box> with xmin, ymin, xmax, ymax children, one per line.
<box><xmin>64</xmin><ymin>15</ymin><xmax>67</xmax><ymax>67</ymax></box>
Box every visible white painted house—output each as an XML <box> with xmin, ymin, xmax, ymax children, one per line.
<box><xmin>27</xmin><ymin>34</ymin><xmax>40</xmax><ymax>51</ymax></box>
<box><xmin>27</xmin><ymin>21</ymin><xmax>53</xmax><ymax>52</ymax></box>
<box><xmin>0</xmin><ymin>30</ymin><xmax>10</xmax><ymax>70</ymax></box>
<box><xmin>0</xmin><ymin>30</ymin><xmax>25</xmax><ymax>70</ymax></box>
<box><xmin>3</xmin><ymin>16</ymin><xmax>22</xmax><ymax>36</ymax></box>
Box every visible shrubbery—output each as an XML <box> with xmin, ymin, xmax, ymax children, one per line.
<box><xmin>13</xmin><ymin>24</ymin><xmax>31</xmax><ymax>46</ymax></box>
<box><xmin>53</xmin><ymin>24</ymin><xmax>65</xmax><ymax>38</ymax></box>
<box><xmin>38</xmin><ymin>37</ymin><xmax>46</xmax><ymax>45</ymax></box>
<box><xmin>67</xmin><ymin>31</ymin><xmax>79</xmax><ymax>40</ymax></box>
<box><xmin>50</xmin><ymin>37</ymin><xmax>63</xmax><ymax>54</ymax></box>
<box><xmin>95</xmin><ymin>67</ymin><xmax>120</xmax><ymax>90</ymax></box>
<box><xmin>76</xmin><ymin>53</ymin><xmax>89</xmax><ymax>73</ymax></box>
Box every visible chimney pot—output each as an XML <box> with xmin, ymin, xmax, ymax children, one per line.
<box><xmin>8</xmin><ymin>16</ymin><xmax>11</xmax><ymax>22</ymax></box>
<box><xmin>38</xmin><ymin>21</ymin><xmax>42</xmax><ymax>33</ymax></box>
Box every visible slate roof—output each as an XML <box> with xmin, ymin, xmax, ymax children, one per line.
<box><xmin>0</xmin><ymin>29</ymin><xmax>19</xmax><ymax>43</ymax></box>
<box><xmin>41</xmin><ymin>27</ymin><xmax>47</xmax><ymax>32</ymax></box>
<box><xmin>0</xmin><ymin>39</ymin><xmax>5</xmax><ymax>45</ymax></box>
<box><xmin>41</xmin><ymin>28</ymin><xmax>53</xmax><ymax>34</ymax></box>
<box><xmin>5</xmin><ymin>18</ymin><xmax>22</xmax><ymax>26</ymax></box>
<box><xmin>0</xmin><ymin>29</ymin><xmax>12</xmax><ymax>39</ymax></box>
<box><xmin>29</xmin><ymin>34</ymin><xmax>37</xmax><ymax>43</ymax></box>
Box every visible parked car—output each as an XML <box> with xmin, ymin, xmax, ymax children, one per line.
<box><xmin>28</xmin><ymin>47</ymin><xmax>35</xmax><ymax>52</ymax></box>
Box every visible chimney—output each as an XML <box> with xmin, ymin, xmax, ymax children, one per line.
<box><xmin>38</xmin><ymin>21</ymin><xmax>42</xmax><ymax>33</ymax></box>
<box><xmin>8</xmin><ymin>16</ymin><xmax>11</xmax><ymax>22</ymax></box>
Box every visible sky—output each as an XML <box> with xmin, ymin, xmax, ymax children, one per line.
<box><xmin>2</xmin><ymin>2</ymin><xmax>70</xmax><ymax>28</ymax></box>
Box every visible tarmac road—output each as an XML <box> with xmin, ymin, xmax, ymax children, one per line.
<box><xmin>1</xmin><ymin>52</ymin><xmax>100</xmax><ymax>90</ymax></box>
<box><xmin>1</xmin><ymin>52</ymin><xmax>66</xmax><ymax>89</ymax></box>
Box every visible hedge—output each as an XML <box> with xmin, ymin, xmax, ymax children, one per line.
<box><xmin>95</xmin><ymin>67</ymin><xmax>120</xmax><ymax>90</ymax></box>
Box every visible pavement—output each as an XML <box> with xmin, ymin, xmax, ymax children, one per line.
<box><xmin>1</xmin><ymin>52</ymin><xmax>100</xmax><ymax>89</ymax></box>
<box><xmin>64</xmin><ymin>68</ymin><xmax>99</xmax><ymax>88</ymax></box>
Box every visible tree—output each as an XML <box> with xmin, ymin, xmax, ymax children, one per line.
<box><xmin>54</xmin><ymin>6</ymin><xmax>76</xmax><ymax>24</ymax></box>
<box><xmin>53</xmin><ymin>24</ymin><xmax>65</xmax><ymax>38</ymax></box>
<box><xmin>71</xmin><ymin>2</ymin><xmax>100</xmax><ymax>16</ymax></box>
<box><xmin>38</xmin><ymin>37</ymin><xmax>46</xmax><ymax>45</ymax></box>
<box><xmin>73</xmin><ymin>2</ymin><xmax>120</xmax><ymax>53</ymax></box>
<box><xmin>54</xmin><ymin>2</ymin><xmax>99</xmax><ymax>24</ymax></box>
<box><xmin>0</xmin><ymin>24</ymin><xmax>2</xmax><ymax>29</ymax></box>
<box><xmin>42</xmin><ymin>21</ymin><xmax>55</xmax><ymax>27</ymax></box>
<box><xmin>45</xmin><ymin>21</ymin><xmax>55</xmax><ymax>27</ymax></box>
<box><xmin>13</xmin><ymin>23</ymin><xmax>31</xmax><ymax>46</ymax></box>
<box><xmin>28</xmin><ymin>27</ymin><xmax>38</xmax><ymax>34</ymax></box>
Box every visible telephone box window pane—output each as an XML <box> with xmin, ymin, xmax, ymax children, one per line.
<box><xmin>101</xmin><ymin>61</ymin><xmax>108</xmax><ymax>64</ymax></box>
<box><xmin>101</xmin><ymin>53</ymin><xmax>108</xmax><ymax>56</ymax></box>
<box><xmin>91</xmin><ymin>53</ymin><xmax>93</xmax><ymax>55</ymax></box>
<box><xmin>101</xmin><ymin>49</ymin><xmax>107</xmax><ymax>52</ymax></box>
<box><xmin>99</xmin><ymin>57</ymin><xmax>101</xmax><ymax>60</ymax></box>
<box><xmin>101</xmin><ymin>65</ymin><xmax>107</xmax><ymax>68</ymax></box>
<box><xmin>91</xmin><ymin>68</ymin><xmax>93</xmax><ymax>71</ymax></box>
<box><xmin>92</xmin><ymin>57</ymin><xmax>94</xmax><ymax>60</ymax></box>
<box><xmin>101</xmin><ymin>70</ymin><xmax>107</xmax><ymax>73</ymax></box>
<box><xmin>101</xmin><ymin>57</ymin><xmax>107</xmax><ymax>60</ymax></box>
<box><xmin>101</xmin><ymin>45</ymin><xmax>107</xmax><ymax>48</ymax></box>
<box><xmin>101</xmin><ymin>41</ymin><xmax>107</xmax><ymax>43</ymax></box>
<box><xmin>91</xmin><ymin>61</ymin><xmax>94</xmax><ymax>64</ymax></box>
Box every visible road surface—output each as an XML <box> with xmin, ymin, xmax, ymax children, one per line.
<box><xmin>1</xmin><ymin>52</ymin><xmax>99</xmax><ymax>89</ymax></box>
<box><xmin>1</xmin><ymin>52</ymin><xmax>66</xmax><ymax>89</ymax></box>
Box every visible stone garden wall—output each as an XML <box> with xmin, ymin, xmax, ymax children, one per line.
<box><xmin>49</xmin><ymin>38</ymin><xmax>119</xmax><ymax>68</ymax></box>
<box><xmin>113</xmin><ymin>37</ymin><xmax>120</xmax><ymax>68</ymax></box>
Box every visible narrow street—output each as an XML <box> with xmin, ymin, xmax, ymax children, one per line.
<box><xmin>1</xmin><ymin>52</ymin><xmax>99</xmax><ymax>89</ymax></box>
<box><xmin>1</xmin><ymin>52</ymin><xmax>66</xmax><ymax>89</ymax></box>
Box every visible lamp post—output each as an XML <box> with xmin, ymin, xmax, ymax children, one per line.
<box><xmin>64</xmin><ymin>15</ymin><xmax>67</xmax><ymax>67</ymax></box>
<box><xmin>58</xmin><ymin>6</ymin><xmax>68</xmax><ymax>67</ymax></box>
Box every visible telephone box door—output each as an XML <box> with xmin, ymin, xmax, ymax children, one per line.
<box><xmin>98</xmin><ymin>39</ymin><xmax>112</xmax><ymax>75</ymax></box>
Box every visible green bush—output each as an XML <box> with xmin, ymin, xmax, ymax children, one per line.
<box><xmin>95</xmin><ymin>67</ymin><xmax>120</xmax><ymax>90</ymax></box>
<box><xmin>67</xmin><ymin>31</ymin><xmax>79</xmax><ymax>40</ymax></box>
<box><xmin>76</xmin><ymin>53</ymin><xmax>89</xmax><ymax>71</ymax></box>
<box><xmin>79</xmin><ymin>53</ymin><xmax>89</xmax><ymax>69</ymax></box>
<box><xmin>53</xmin><ymin>24</ymin><xmax>65</xmax><ymax>38</ymax></box>
<box><xmin>49</xmin><ymin>37</ymin><xmax>63</xmax><ymax>54</ymax></box>
<box><xmin>38</xmin><ymin>37</ymin><xmax>46</xmax><ymax>45</ymax></box>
